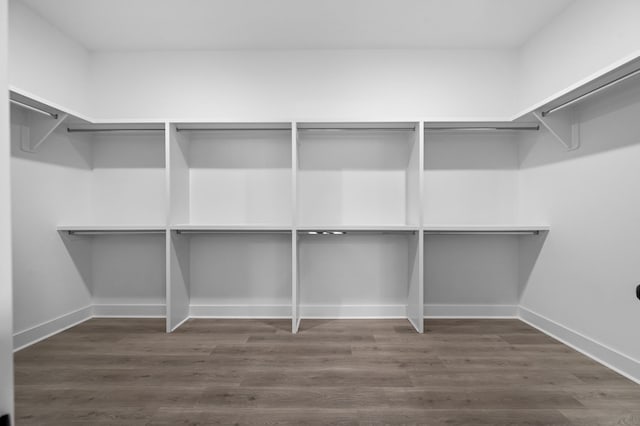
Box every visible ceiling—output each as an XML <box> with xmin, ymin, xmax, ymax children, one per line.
<box><xmin>21</xmin><ymin>0</ymin><xmax>574</xmax><ymax>51</ymax></box>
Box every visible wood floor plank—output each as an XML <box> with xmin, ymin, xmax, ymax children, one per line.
<box><xmin>239</xmin><ymin>367</ymin><xmax>414</xmax><ymax>387</ymax></box>
<box><xmin>560</xmin><ymin>409</ymin><xmax>640</xmax><ymax>426</ymax></box>
<box><xmin>357</xmin><ymin>408</ymin><xmax>574</xmax><ymax>426</ymax></box>
<box><xmin>408</xmin><ymin>370</ymin><xmax>586</xmax><ymax>388</ymax></box>
<box><xmin>196</xmin><ymin>386</ymin><xmax>390</xmax><ymax>409</ymax></box>
<box><xmin>13</xmin><ymin>318</ymin><xmax>639</xmax><ymax>425</ymax></box>
<box><xmin>379</xmin><ymin>388</ymin><xmax>584</xmax><ymax>410</ymax></box>
<box><xmin>149</xmin><ymin>407</ymin><xmax>360</xmax><ymax>426</ymax></box>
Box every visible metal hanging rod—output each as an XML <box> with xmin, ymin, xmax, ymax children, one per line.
<box><xmin>176</xmin><ymin>127</ymin><xmax>291</xmax><ymax>132</ymax></box>
<box><xmin>10</xmin><ymin>99</ymin><xmax>58</xmax><ymax>119</ymax></box>
<box><xmin>301</xmin><ymin>230</ymin><xmax>416</xmax><ymax>236</ymax></box>
<box><xmin>298</xmin><ymin>127</ymin><xmax>415</xmax><ymax>132</ymax></box>
<box><xmin>542</xmin><ymin>66</ymin><xmax>640</xmax><ymax>116</ymax></box>
<box><xmin>175</xmin><ymin>230</ymin><xmax>290</xmax><ymax>235</ymax></box>
<box><xmin>424</xmin><ymin>125</ymin><xmax>539</xmax><ymax>131</ymax></box>
<box><xmin>65</xmin><ymin>230</ymin><xmax>165</xmax><ymax>236</ymax></box>
<box><xmin>67</xmin><ymin>128</ymin><xmax>164</xmax><ymax>133</ymax></box>
<box><xmin>424</xmin><ymin>230</ymin><xmax>540</xmax><ymax>235</ymax></box>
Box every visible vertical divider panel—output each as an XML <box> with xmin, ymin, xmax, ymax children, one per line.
<box><xmin>166</xmin><ymin>123</ymin><xmax>191</xmax><ymax>332</ymax></box>
<box><xmin>407</xmin><ymin>122</ymin><xmax>424</xmax><ymax>332</ymax></box>
<box><xmin>0</xmin><ymin>2</ymin><xmax>14</xmax><ymax>416</ymax></box>
<box><xmin>292</xmin><ymin>122</ymin><xmax>300</xmax><ymax>333</ymax></box>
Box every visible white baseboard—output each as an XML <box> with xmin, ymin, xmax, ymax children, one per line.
<box><xmin>189</xmin><ymin>304</ymin><xmax>291</xmax><ymax>318</ymax></box>
<box><xmin>424</xmin><ymin>304</ymin><xmax>518</xmax><ymax>318</ymax></box>
<box><xmin>13</xmin><ymin>305</ymin><xmax>93</xmax><ymax>351</ymax></box>
<box><xmin>299</xmin><ymin>304</ymin><xmax>407</xmax><ymax>318</ymax></box>
<box><xmin>169</xmin><ymin>315</ymin><xmax>190</xmax><ymax>332</ymax></box>
<box><xmin>93</xmin><ymin>304</ymin><xmax>166</xmax><ymax>317</ymax></box>
<box><xmin>519</xmin><ymin>306</ymin><xmax>640</xmax><ymax>385</ymax></box>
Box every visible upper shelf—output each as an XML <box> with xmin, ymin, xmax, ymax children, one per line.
<box><xmin>423</xmin><ymin>224</ymin><xmax>549</xmax><ymax>235</ymax></box>
<box><xmin>175</xmin><ymin>122</ymin><xmax>292</xmax><ymax>132</ymax></box>
<box><xmin>65</xmin><ymin>122</ymin><xmax>165</xmax><ymax>133</ymax></box>
<box><xmin>57</xmin><ymin>225</ymin><xmax>166</xmax><ymax>235</ymax></box>
<box><xmin>10</xmin><ymin>92</ymin><xmax>167</xmax><ymax>153</ymax></box>
<box><xmin>424</xmin><ymin>122</ymin><xmax>540</xmax><ymax>132</ymax></box>
<box><xmin>297</xmin><ymin>122</ymin><xmax>417</xmax><ymax>132</ymax></box>
<box><xmin>171</xmin><ymin>224</ymin><xmax>292</xmax><ymax>234</ymax></box>
<box><xmin>57</xmin><ymin>224</ymin><xmax>549</xmax><ymax>235</ymax></box>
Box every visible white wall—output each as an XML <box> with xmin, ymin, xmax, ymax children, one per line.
<box><xmin>298</xmin><ymin>130</ymin><xmax>413</xmax><ymax>226</ymax></box>
<box><xmin>91</xmin><ymin>234</ymin><xmax>166</xmax><ymax>311</ymax></box>
<box><xmin>89</xmin><ymin>132</ymin><xmax>166</xmax><ymax>225</ymax></box>
<box><xmin>423</xmin><ymin>132</ymin><xmax>519</xmax><ymax>224</ymax></box>
<box><xmin>189</xmin><ymin>233</ymin><xmax>291</xmax><ymax>314</ymax></box>
<box><xmin>424</xmin><ymin>235</ymin><xmax>520</xmax><ymax>314</ymax></box>
<box><xmin>89</xmin><ymin>49</ymin><xmax>518</xmax><ymax>121</ymax></box>
<box><xmin>423</xmin><ymin>131</ymin><xmax>522</xmax><ymax>316</ymax></box>
<box><xmin>188</xmin><ymin>130</ymin><xmax>292</xmax><ymax>226</ymax></box>
<box><xmin>8</xmin><ymin>0</ymin><xmax>90</xmax><ymax>115</ymax></box>
<box><xmin>299</xmin><ymin>233</ymin><xmax>410</xmax><ymax>317</ymax></box>
<box><xmin>0</xmin><ymin>0</ymin><xmax>13</xmax><ymax>419</ymax></box>
<box><xmin>517</xmin><ymin>0</ymin><xmax>640</xmax><ymax>114</ymax></box>
<box><xmin>10</xmin><ymin>115</ymin><xmax>93</xmax><ymax>335</ymax></box>
<box><xmin>518</xmin><ymin>75</ymin><xmax>640</xmax><ymax>374</ymax></box>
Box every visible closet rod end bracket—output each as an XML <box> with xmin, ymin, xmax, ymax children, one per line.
<box><xmin>533</xmin><ymin>110</ymin><xmax>580</xmax><ymax>151</ymax></box>
<box><xmin>20</xmin><ymin>112</ymin><xmax>69</xmax><ymax>153</ymax></box>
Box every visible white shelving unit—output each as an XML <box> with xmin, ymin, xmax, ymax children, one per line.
<box><xmin>297</xmin><ymin>122</ymin><xmax>421</xmax><ymax>227</ymax></box>
<box><xmin>171</xmin><ymin>122</ymin><xmax>293</xmax><ymax>227</ymax></box>
<box><xmin>169</xmin><ymin>228</ymin><xmax>293</xmax><ymax>330</ymax></box>
<box><xmin>10</xmin><ymin>100</ymin><xmax>550</xmax><ymax>338</ymax></box>
<box><xmin>60</xmin><ymin>123</ymin><xmax>168</xmax><ymax>318</ymax></box>
<box><xmin>422</xmin><ymin>123</ymin><xmax>548</xmax><ymax>319</ymax></box>
<box><xmin>294</xmin><ymin>122</ymin><xmax>424</xmax><ymax>331</ymax></box>
<box><xmin>296</xmin><ymin>229</ymin><xmax>423</xmax><ymax>332</ymax></box>
<box><xmin>166</xmin><ymin>123</ymin><xmax>295</xmax><ymax>331</ymax></box>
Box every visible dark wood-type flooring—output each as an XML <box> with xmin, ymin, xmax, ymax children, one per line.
<box><xmin>14</xmin><ymin>318</ymin><xmax>640</xmax><ymax>425</ymax></box>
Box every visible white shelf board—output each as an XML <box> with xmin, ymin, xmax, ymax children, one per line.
<box><xmin>57</xmin><ymin>225</ymin><xmax>166</xmax><ymax>234</ymax></box>
<box><xmin>171</xmin><ymin>224</ymin><xmax>292</xmax><ymax>233</ymax></box>
<box><xmin>423</xmin><ymin>224</ymin><xmax>549</xmax><ymax>233</ymax></box>
<box><xmin>297</xmin><ymin>225</ymin><xmax>419</xmax><ymax>232</ymax></box>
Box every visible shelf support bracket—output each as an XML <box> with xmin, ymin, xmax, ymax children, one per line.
<box><xmin>533</xmin><ymin>110</ymin><xmax>580</xmax><ymax>151</ymax></box>
<box><xmin>20</xmin><ymin>112</ymin><xmax>68</xmax><ymax>153</ymax></box>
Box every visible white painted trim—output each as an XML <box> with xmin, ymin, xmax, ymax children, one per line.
<box><xmin>190</xmin><ymin>304</ymin><xmax>292</xmax><ymax>318</ymax></box>
<box><xmin>424</xmin><ymin>304</ymin><xmax>518</xmax><ymax>318</ymax></box>
<box><xmin>300</xmin><ymin>304</ymin><xmax>407</xmax><ymax>318</ymax></box>
<box><xmin>13</xmin><ymin>305</ymin><xmax>93</xmax><ymax>351</ymax></box>
<box><xmin>92</xmin><ymin>304</ymin><xmax>166</xmax><ymax>317</ymax></box>
<box><xmin>519</xmin><ymin>306</ymin><xmax>640</xmax><ymax>385</ymax></box>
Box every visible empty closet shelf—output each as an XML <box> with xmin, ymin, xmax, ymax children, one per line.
<box><xmin>171</xmin><ymin>225</ymin><xmax>292</xmax><ymax>234</ymax></box>
<box><xmin>423</xmin><ymin>225</ymin><xmax>549</xmax><ymax>235</ymax></box>
<box><xmin>57</xmin><ymin>225</ymin><xmax>166</xmax><ymax>235</ymax></box>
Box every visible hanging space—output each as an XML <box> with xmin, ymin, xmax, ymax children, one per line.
<box><xmin>10</xmin><ymin>95</ymin><xmax>167</xmax><ymax>349</ymax></box>
<box><xmin>166</xmin><ymin>123</ymin><xmax>294</xmax><ymax>332</ymax></box>
<box><xmin>295</xmin><ymin>122</ymin><xmax>423</xmax><ymax>332</ymax></box>
<box><xmin>422</xmin><ymin>122</ymin><xmax>549</xmax><ymax>318</ymax></box>
<box><xmin>56</xmin><ymin>122</ymin><xmax>168</xmax><ymax>319</ymax></box>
